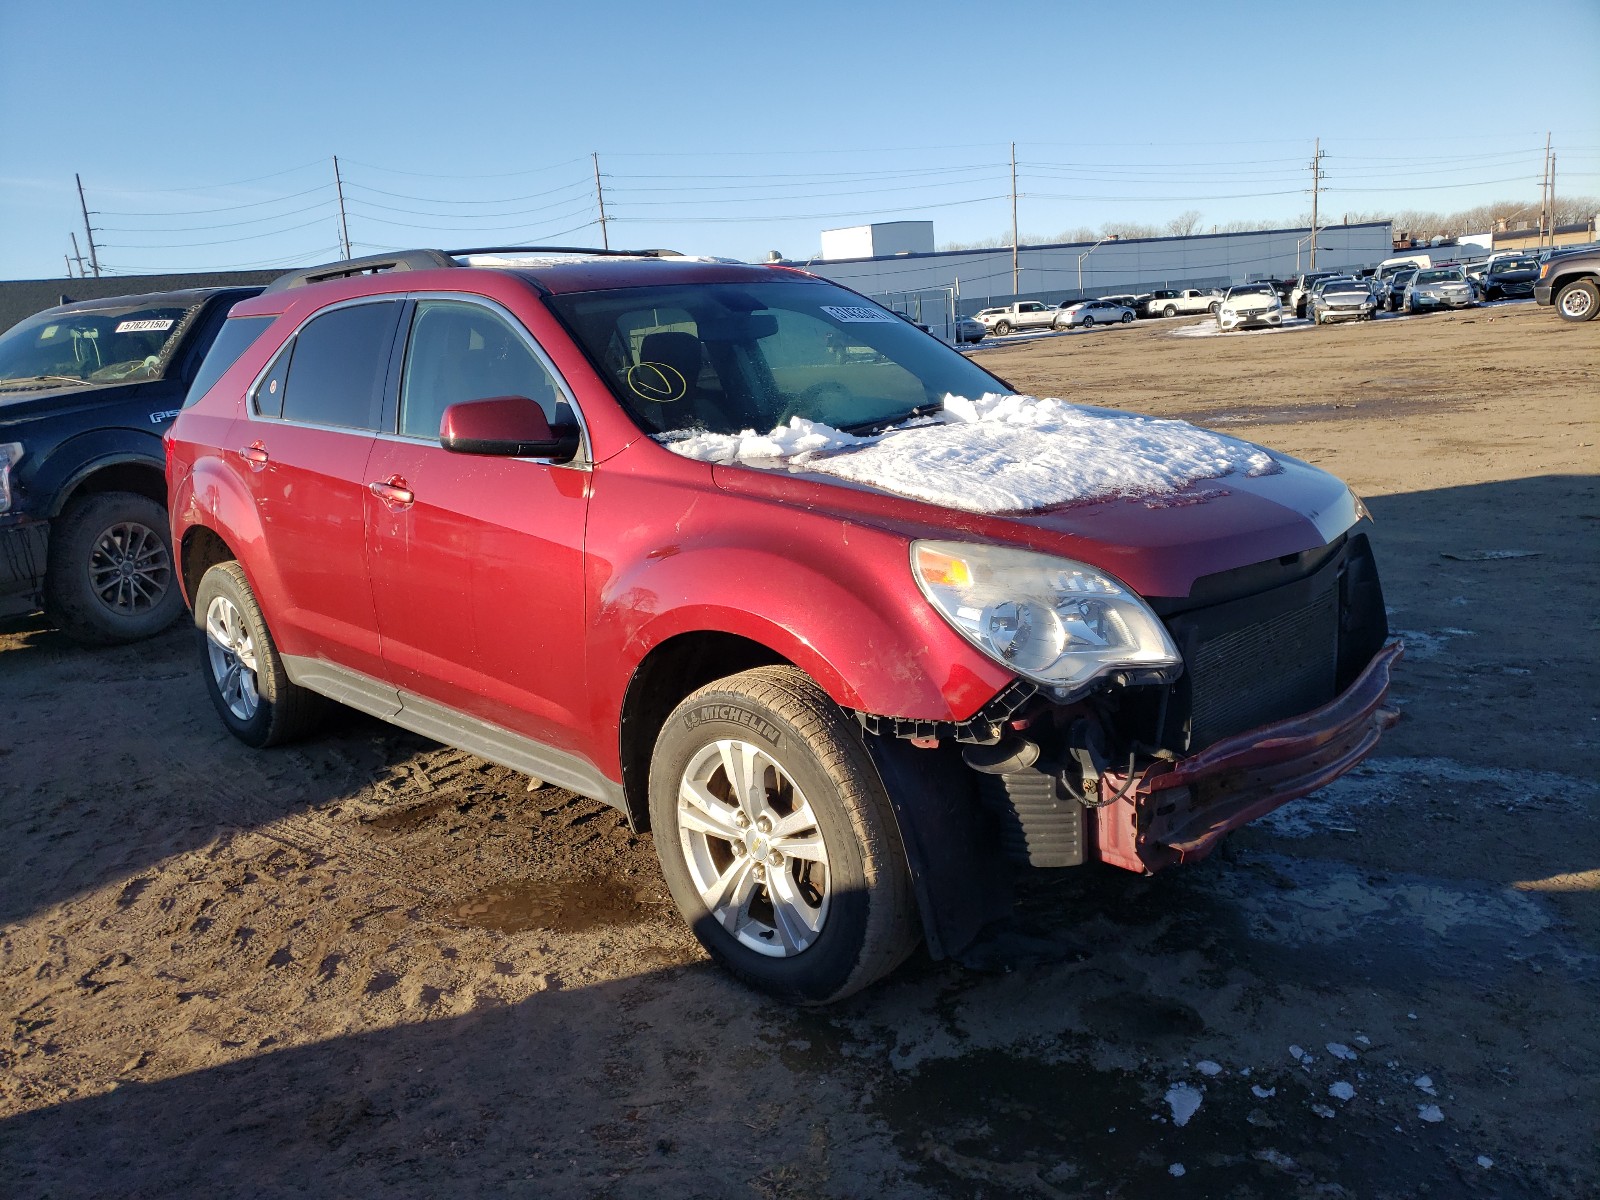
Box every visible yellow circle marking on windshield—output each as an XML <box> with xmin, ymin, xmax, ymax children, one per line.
<box><xmin>627</xmin><ymin>362</ymin><xmax>687</xmax><ymax>403</ymax></box>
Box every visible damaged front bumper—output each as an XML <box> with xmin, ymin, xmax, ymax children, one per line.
<box><xmin>1092</xmin><ymin>640</ymin><xmax>1402</xmax><ymax>873</ymax></box>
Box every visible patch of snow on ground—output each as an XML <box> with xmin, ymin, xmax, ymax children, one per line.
<box><xmin>1165</xmin><ymin>1083</ymin><xmax>1203</xmax><ymax>1127</ymax></box>
<box><xmin>1329</xmin><ymin>1082</ymin><xmax>1356</xmax><ymax>1101</ymax></box>
<box><xmin>661</xmin><ymin>393</ymin><xmax>1280</xmax><ymax>514</ymax></box>
<box><xmin>1327</xmin><ymin>1043</ymin><xmax>1357</xmax><ymax>1061</ymax></box>
<box><xmin>1415</xmin><ymin>1075</ymin><xmax>1437</xmax><ymax>1095</ymax></box>
<box><xmin>1477</xmin><ymin>1156</ymin><xmax>1494</xmax><ymax>1169</ymax></box>
<box><xmin>1252</xmin><ymin>1085</ymin><xmax>1277</xmax><ymax>1099</ymax></box>
<box><xmin>1196</xmin><ymin>1060</ymin><xmax>1223</xmax><ymax>1076</ymax></box>
<box><xmin>1418</xmin><ymin>1104</ymin><xmax>1445</xmax><ymax>1123</ymax></box>
<box><xmin>1168</xmin><ymin>1163</ymin><xmax>1186</xmax><ymax>1178</ymax></box>
<box><xmin>1312</xmin><ymin>1104</ymin><xmax>1337</xmax><ymax>1119</ymax></box>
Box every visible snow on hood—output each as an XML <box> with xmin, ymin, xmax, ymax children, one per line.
<box><xmin>657</xmin><ymin>393</ymin><xmax>1280</xmax><ymax>514</ymax></box>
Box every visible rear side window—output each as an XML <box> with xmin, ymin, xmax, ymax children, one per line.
<box><xmin>184</xmin><ymin>316</ymin><xmax>275</xmax><ymax>409</ymax></box>
<box><xmin>273</xmin><ymin>301</ymin><xmax>400</xmax><ymax>431</ymax></box>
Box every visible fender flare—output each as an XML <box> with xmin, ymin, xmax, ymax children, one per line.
<box><xmin>172</xmin><ymin>452</ymin><xmax>285</xmax><ymax>608</ymax></box>
<box><xmin>27</xmin><ymin>430</ymin><xmax>166</xmax><ymax>517</ymax></box>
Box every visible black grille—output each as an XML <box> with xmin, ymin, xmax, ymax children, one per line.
<box><xmin>1187</xmin><ymin>585</ymin><xmax>1337</xmax><ymax>748</ymax></box>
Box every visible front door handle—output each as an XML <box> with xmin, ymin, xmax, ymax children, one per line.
<box><xmin>369</xmin><ymin>477</ymin><xmax>415</xmax><ymax>509</ymax></box>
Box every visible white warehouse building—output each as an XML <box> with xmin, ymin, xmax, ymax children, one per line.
<box><xmin>797</xmin><ymin>221</ymin><xmax>1395</xmax><ymax>318</ymax></box>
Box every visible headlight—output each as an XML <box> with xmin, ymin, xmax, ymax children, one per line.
<box><xmin>0</xmin><ymin>442</ymin><xmax>23</xmax><ymax>514</ymax></box>
<box><xmin>912</xmin><ymin>540</ymin><xmax>1182</xmax><ymax>697</ymax></box>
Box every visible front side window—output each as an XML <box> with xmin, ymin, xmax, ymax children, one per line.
<box><xmin>272</xmin><ymin>301</ymin><xmax>399</xmax><ymax>430</ymax></box>
<box><xmin>0</xmin><ymin>303</ymin><xmax>196</xmax><ymax>391</ymax></box>
<box><xmin>546</xmin><ymin>281</ymin><xmax>1005</xmax><ymax>437</ymax></box>
<box><xmin>399</xmin><ymin>300</ymin><xmax>569</xmax><ymax>440</ymax></box>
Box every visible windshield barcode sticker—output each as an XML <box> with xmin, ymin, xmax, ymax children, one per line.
<box><xmin>115</xmin><ymin>319</ymin><xmax>174</xmax><ymax>333</ymax></box>
<box><xmin>821</xmin><ymin>305</ymin><xmax>897</xmax><ymax>324</ymax></box>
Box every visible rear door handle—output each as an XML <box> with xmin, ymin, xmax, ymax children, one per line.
<box><xmin>238</xmin><ymin>443</ymin><xmax>269</xmax><ymax>469</ymax></box>
<box><xmin>369</xmin><ymin>477</ymin><xmax>415</xmax><ymax>509</ymax></box>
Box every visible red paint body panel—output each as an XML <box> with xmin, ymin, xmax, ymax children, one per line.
<box><xmin>1091</xmin><ymin>641</ymin><xmax>1403</xmax><ymax>873</ymax></box>
<box><xmin>363</xmin><ymin>439</ymin><xmax>593</xmax><ymax>754</ymax></box>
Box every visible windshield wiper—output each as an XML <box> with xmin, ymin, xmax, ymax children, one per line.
<box><xmin>0</xmin><ymin>374</ymin><xmax>88</xmax><ymax>391</ymax></box>
<box><xmin>839</xmin><ymin>401</ymin><xmax>944</xmax><ymax>436</ymax></box>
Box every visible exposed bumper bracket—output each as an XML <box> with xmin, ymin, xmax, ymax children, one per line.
<box><xmin>1091</xmin><ymin>641</ymin><xmax>1404</xmax><ymax>873</ymax></box>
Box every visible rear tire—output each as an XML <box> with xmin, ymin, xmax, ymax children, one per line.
<box><xmin>1163</xmin><ymin>304</ymin><xmax>1177</xmax><ymax>318</ymax></box>
<box><xmin>648</xmin><ymin>666</ymin><xmax>919</xmax><ymax>1004</ymax></box>
<box><xmin>1556</xmin><ymin>279</ymin><xmax>1599</xmax><ymax>322</ymax></box>
<box><xmin>44</xmin><ymin>491</ymin><xmax>183</xmax><ymax>646</ymax></box>
<box><xmin>994</xmin><ymin>320</ymin><xmax>1012</xmax><ymax>335</ymax></box>
<box><xmin>194</xmin><ymin>561</ymin><xmax>326</xmax><ymax>747</ymax></box>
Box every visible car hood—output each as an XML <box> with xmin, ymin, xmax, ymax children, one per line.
<box><xmin>710</xmin><ymin>449</ymin><xmax>1358</xmax><ymax>600</ymax></box>
<box><xmin>0</xmin><ymin>380</ymin><xmax>152</xmax><ymax>426</ymax></box>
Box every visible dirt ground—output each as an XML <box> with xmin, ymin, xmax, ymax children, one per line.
<box><xmin>3</xmin><ymin>300</ymin><xmax>1597</xmax><ymax>1199</ymax></box>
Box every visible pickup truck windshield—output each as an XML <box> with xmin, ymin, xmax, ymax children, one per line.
<box><xmin>547</xmin><ymin>281</ymin><xmax>1005</xmax><ymax>436</ymax></box>
<box><xmin>0</xmin><ymin>304</ymin><xmax>193</xmax><ymax>389</ymax></box>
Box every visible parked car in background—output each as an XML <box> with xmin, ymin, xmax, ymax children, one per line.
<box><xmin>0</xmin><ymin>286</ymin><xmax>262</xmax><ymax>642</ymax></box>
<box><xmin>1479</xmin><ymin>254</ymin><xmax>1540</xmax><ymax>302</ymax></box>
<box><xmin>1054</xmin><ymin>298</ymin><xmax>1137</xmax><ymax>329</ymax></box>
<box><xmin>1404</xmin><ymin>267</ymin><xmax>1477</xmax><ymax>313</ymax></box>
<box><xmin>1098</xmin><ymin>293</ymin><xmax>1149</xmax><ymax>314</ymax></box>
<box><xmin>166</xmin><ymin>246</ymin><xmax>1397</xmax><ymax>1003</ymax></box>
<box><xmin>1143</xmin><ymin>289</ymin><xmax>1222</xmax><ymax>318</ymax></box>
<box><xmin>975</xmin><ymin>301</ymin><xmax>1057</xmax><ymax>335</ymax></box>
<box><xmin>1385</xmin><ymin>267</ymin><xmax>1420</xmax><ymax>312</ymax></box>
<box><xmin>1289</xmin><ymin>271</ymin><xmax>1343</xmax><ymax>318</ymax></box>
<box><xmin>1535</xmin><ymin>247</ymin><xmax>1600</xmax><ymax>322</ymax></box>
<box><xmin>1309</xmin><ymin>277</ymin><xmax>1378</xmax><ymax>324</ymax></box>
<box><xmin>1216</xmin><ymin>283</ymin><xmax>1284</xmax><ymax>331</ymax></box>
<box><xmin>954</xmin><ymin>315</ymin><xmax>986</xmax><ymax>344</ymax></box>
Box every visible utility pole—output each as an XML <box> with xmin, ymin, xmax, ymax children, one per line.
<box><xmin>1308</xmin><ymin>138</ymin><xmax>1324</xmax><ymax>271</ymax></box>
<box><xmin>1539</xmin><ymin>132</ymin><xmax>1552</xmax><ymax>249</ymax></box>
<box><xmin>64</xmin><ymin>253</ymin><xmax>74</xmax><ymax>278</ymax></box>
<box><xmin>332</xmin><ymin>156</ymin><xmax>352</xmax><ymax>259</ymax></box>
<box><xmin>592</xmin><ymin>152</ymin><xmax>610</xmax><ymax>250</ymax></box>
<box><xmin>1010</xmin><ymin>141</ymin><xmax>1020</xmax><ymax>296</ymax></box>
<box><xmin>1549</xmin><ymin>153</ymin><xmax>1556</xmax><ymax>246</ymax></box>
<box><xmin>69</xmin><ymin>232</ymin><xmax>88</xmax><ymax>278</ymax></box>
<box><xmin>75</xmin><ymin>173</ymin><xmax>101</xmax><ymax>277</ymax></box>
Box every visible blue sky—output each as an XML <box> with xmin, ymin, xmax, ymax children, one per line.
<box><xmin>2</xmin><ymin>0</ymin><xmax>1596</xmax><ymax>279</ymax></box>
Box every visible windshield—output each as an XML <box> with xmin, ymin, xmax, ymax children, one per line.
<box><xmin>545</xmin><ymin>281</ymin><xmax>1006</xmax><ymax>437</ymax></box>
<box><xmin>1489</xmin><ymin>257</ymin><xmax>1537</xmax><ymax>275</ymax></box>
<box><xmin>0</xmin><ymin>302</ymin><xmax>195</xmax><ymax>389</ymax></box>
<box><xmin>1226</xmin><ymin>285</ymin><xmax>1275</xmax><ymax>299</ymax></box>
<box><xmin>1415</xmin><ymin>269</ymin><xmax>1465</xmax><ymax>284</ymax></box>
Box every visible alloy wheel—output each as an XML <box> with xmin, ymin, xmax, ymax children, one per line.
<box><xmin>205</xmin><ymin>595</ymin><xmax>261</xmax><ymax>721</ymax></box>
<box><xmin>676</xmin><ymin>738</ymin><xmax>831</xmax><ymax>957</ymax></box>
<box><xmin>86</xmin><ymin>521</ymin><xmax>171</xmax><ymax>615</ymax></box>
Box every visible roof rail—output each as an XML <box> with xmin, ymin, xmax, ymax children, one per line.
<box><xmin>262</xmin><ymin>249</ymin><xmax>458</xmax><ymax>294</ymax></box>
<box><xmin>448</xmin><ymin>245</ymin><xmax>682</xmax><ymax>258</ymax></box>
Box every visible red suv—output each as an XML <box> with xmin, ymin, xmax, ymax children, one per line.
<box><xmin>167</xmin><ymin>248</ymin><xmax>1399</xmax><ymax>1003</ymax></box>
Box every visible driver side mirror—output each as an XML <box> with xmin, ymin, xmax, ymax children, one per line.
<box><xmin>439</xmin><ymin>396</ymin><xmax>580</xmax><ymax>461</ymax></box>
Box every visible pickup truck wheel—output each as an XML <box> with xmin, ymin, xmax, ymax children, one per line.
<box><xmin>1555</xmin><ymin>279</ymin><xmax>1598</xmax><ymax>322</ymax></box>
<box><xmin>194</xmin><ymin>561</ymin><xmax>325</xmax><ymax>747</ymax></box>
<box><xmin>993</xmin><ymin>320</ymin><xmax>1011</xmax><ymax>335</ymax></box>
<box><xmin>44</xmin><ymin>491</ymin><xmax>183</xmax><ymax>645</ymax></box>
<box><xmin>1162</xmin><ymin>304</ymin><xmax>1178</xmax><ymax>317</ymax></box>
<box><xmin>648</xmin><ymin>666</ymin><xmax>919</xmax><ymax>1004</ymax></box>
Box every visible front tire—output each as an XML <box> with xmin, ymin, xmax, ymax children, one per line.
<box><xmin>44</xmin><ymin>491</ymin><xmax>183</xmax><ymax>645</ymax></box>
<box><xmin>1081</xmin><ymin>315</ymin><xmax>1095</xmax><ymax>327</ymax></box>
<box><xmin>1120</xmin><ymin>311</ymin><xmax>1134</xmax><ymax>324</ymax></box>
<box><xmin>1556</xmin><ymin>279</ymin><xmax>1599</xmax><ymax>322</ymax></box>
<box><xmin>648</xmin><ymin>666</ymin><xmax>919</xmax><ymax>1004</ymax></box>
<box><xmin>194</xmin><ymin>561</ymin><xmax>325</xmax><ymax>747</ymax></box>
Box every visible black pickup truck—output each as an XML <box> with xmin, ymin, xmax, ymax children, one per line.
<box><xmin>0</xmin><ymin>286</ymin><xmax>262</xmax><ymax>643</ymax></box>
<box><xmin>1534</xmin><ymin>248</ymin><xmax>1600</xmax><ymax>322</ymax></box>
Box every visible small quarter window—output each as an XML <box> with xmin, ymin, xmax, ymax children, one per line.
<box><xmin>187</xmin><ymin>315</ymin><xmax>274</xmax><ymax>409</ymax></box>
